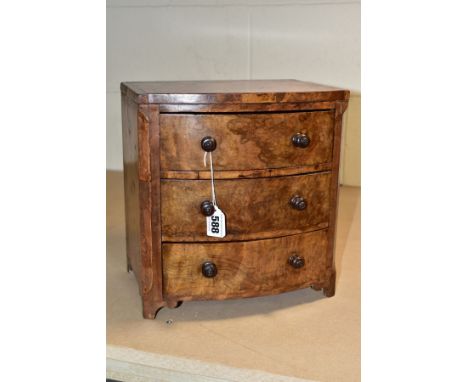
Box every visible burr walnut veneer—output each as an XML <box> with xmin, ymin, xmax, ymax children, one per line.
<box><xmin>120</xmin><ymin>80</ymin><xmax>349</xmax><ymax>319</ymax></box>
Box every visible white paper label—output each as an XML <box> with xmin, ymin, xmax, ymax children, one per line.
<box><xmin>206</xmin><ymin>207</ymin><xmax>226</xmax><ymax>238</ymax></box>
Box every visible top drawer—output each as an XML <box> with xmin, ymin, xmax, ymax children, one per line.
<box><xmin>160</xmin><ymin>111</ymin><xmax>334</xmax><ymax>172</ymax></box>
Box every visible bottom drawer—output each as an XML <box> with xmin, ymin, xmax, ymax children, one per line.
<box><xmin>162</xmin><ymin>229</ymin><xmax>329</xmax><ymax>301</ymax></box>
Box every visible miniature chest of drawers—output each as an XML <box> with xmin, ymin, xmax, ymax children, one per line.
<box><xmin>120</xmin><ymin>80</ymin><xmax>349</xmax><ymax>319</ymax></box>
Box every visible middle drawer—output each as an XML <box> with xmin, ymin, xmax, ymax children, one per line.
<box><xmin>161</xmin><ymin>172</ymin><xmax>331</xmax><ymax>242</ymax></box>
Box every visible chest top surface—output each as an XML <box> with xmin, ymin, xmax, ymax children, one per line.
<box><xmin>121</xmin><ymin>79</ymin><xmax>349</xmax><ymax>104</ymax></box>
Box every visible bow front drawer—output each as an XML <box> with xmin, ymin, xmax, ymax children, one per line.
<box><xmin>161</xmin><ymin>172</ymin><xmax>331</xmax><ymax>242</ymax></box>
<box><xmin>160</xmin><ymin>111</ymin><xmax>334</xmax><ymax>172</ymax></box>
<box><xmin>162</xmin><ymin>229</ymin><xmax>329</xmax><ymax>300</ymax></box>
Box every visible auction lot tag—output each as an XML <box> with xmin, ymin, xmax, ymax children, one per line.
<box><xmin>207</xmin><ymin>207</ymin><xmax>226</xmax><ymax>238</ymax></box>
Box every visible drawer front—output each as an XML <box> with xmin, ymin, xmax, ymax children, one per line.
<box><xmin>161</xmin><ymin>172</ymin><xmax>331</xmax><ymax>242</ymax></box>
<box><xmin>163</xmin><ymin>229</ymin><xmax>329</xmax><ymax>300</ymax></box>
<box><xmin>160</xmin><ymin>111</ymin><xmax>334</xmax><ymax>172</ymax></box>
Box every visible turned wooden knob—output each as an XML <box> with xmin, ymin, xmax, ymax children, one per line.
<box><xmin>201</xmin><ymin>261</ymin><xmax>217</xmax><ymax>278</ymax></box>
<box><xmin>290</xmin><ymin>195</ymin><xmax>307</xmax><ymax>210</ymax></box>
<box><xmin>201</xmin><ymin>136</ymin><xmax>217</xmax><ymax>152</ymax></box>
<box><xmin>288</xmin><ymin>254</ymin><xmax>305</xmax><ymax>269</ymax></box>
<box><xmin>291</xmin><ymin>133</ymin><xmax>310</xmax><ymax>148</ymax></box>
<box><xmin>200</xmin><ymin>200</ymin><xmax>215</xmax><ymax>216</ymax></box>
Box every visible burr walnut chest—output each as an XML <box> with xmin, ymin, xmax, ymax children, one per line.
<box><xmin>120</xmin><ymin>80</ymin><xmax>349</xmax><ymax>319</ymax></box>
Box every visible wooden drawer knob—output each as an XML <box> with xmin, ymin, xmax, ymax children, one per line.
<box><xmin>288</xmin><ymin>254</ymin><xmax>305</xmax><ymax>269</ymax></box>
<box><xmin>200</xmin><ymin>200</ymin><xmax>215</xmax><ymax>216</ymax></box>
<box><xmin>291</xmin><ymin>133</ymin><xmax>310</xmax><ymax>148</ymax></box>
<box><xmin>201</xmin><ymin>136</ymin><xmax>217</xmax><ymax>152</ymax></box>
<box><xmin>290</xmin><ymin>195</ymin><xmax>307</xmax><ymax>210</ymax></box>
<box><xmin>201</xmin><ymin>261</ymin><xmax>218</xmax><ymax>278</ymax></box>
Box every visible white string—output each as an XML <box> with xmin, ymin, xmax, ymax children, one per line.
<box><xmin>204</xmin><ymin>151</ymin><xmax>217</xmax><ymax>207</ymax></box>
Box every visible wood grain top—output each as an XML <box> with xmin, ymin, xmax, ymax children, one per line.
<box><xmin>121</xmin><ymin>80</ymin><xmax>349</xmax><ymax>104</ymax></box>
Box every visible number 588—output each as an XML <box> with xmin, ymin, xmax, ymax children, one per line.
<box><xmin>211</xmin><ymin>215</ymin><xmax>219</xmax><ymax>233</ymax></box>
